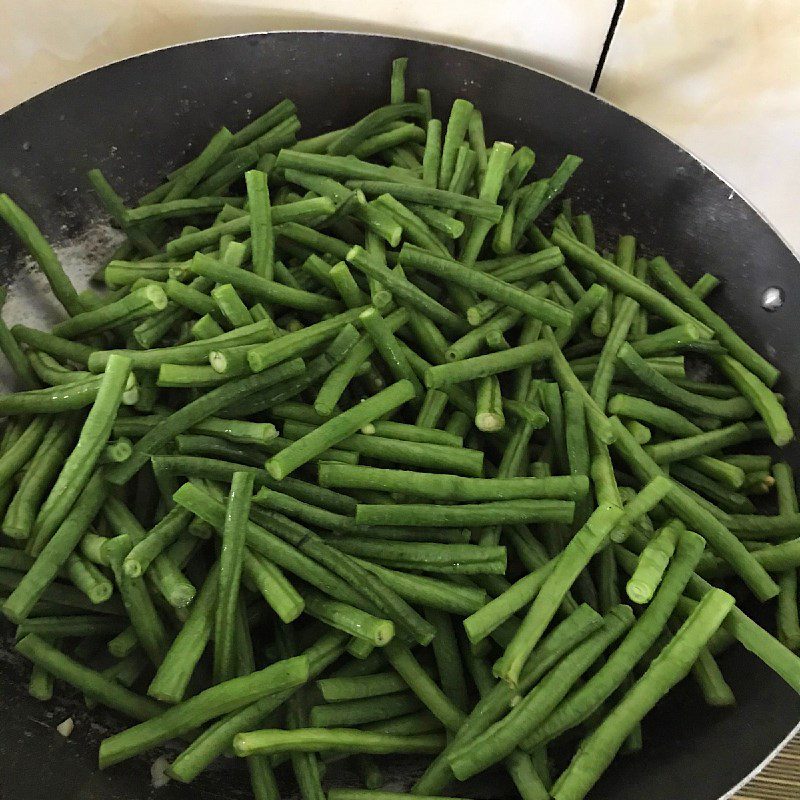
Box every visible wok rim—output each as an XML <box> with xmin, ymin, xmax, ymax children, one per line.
<box><xmin>1</xmin><ymin>28</ymin><xmax>798</xmax><ymax>800</ymax></box>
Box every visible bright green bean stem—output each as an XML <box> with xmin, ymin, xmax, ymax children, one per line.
<box><xmin>329</xmin><ymin>261</ymin><xmax>369</xmax><ymax>308</ymax></box>
<box><xmin>360</xmin><ymin>307</ymin><xmax>423</xmax><ymax>395</ymax></box>
<box><xmin>3</xmin><ymin>418</ymin><xmax>76</xmax><ymax>539</ymax></box>
<box><xmin>31</xmin><ymin>354</ymin><xmax>131</xmax><ymax>550</ymax></box>
<box><xmin>304</xmin><ymin>592</ymin><xmax>395</xmax><ymax>646</ymax></box>
<box><xmin>212</xmin><ymin>283</ymin><xmax>254</xmax><ymax>328</ymax></box>
<box><xmin>463</xmin><ymin>560</ymin><xmax>556</xmax><ymax>644</ymax></box>
<box><xmin>494</xmin><ymin>504</ymin><xmax>623</xmax><ymax>687</ymax></box>
<box><xmin>716</xmin><ymin>353</ymin><xmax>793</xmax><ymax>445</ymax></box>
<box><xmin>618</xmin><ymin>342</ymin><xmax>755</xmax><ymax>420</ymax></box>
<box><xmin>608</xmin><ymin>415</ymin><xmax>778</xmax><ymax>601</ymax></box>
<box><xmin>552</xmin><ymin>589</ymin><xmax>734</xmax><ymax>800</ymax></box>
<box><xmin>266</xmin><ymin>380</ymin><xmax>415</xmax><ymax>479</ymax></box>
<box><xmin>438</xmin><ymin>99</ymin><xmax>473</xmax><ymax>188</ymax></box>
<box><xmin>233</xmin><ymin>728</ymin><xmax>445</xmax><ymax>758</ymax></box>
<box><xmin>447</xmin><ymin>605</ymin><xmax>634</xmax><ymax>781</ymax></box>
<box><xmin>353</xmin><ymin>560</ymin><xmax>484</xmax><ymax>615</ymax></box>
<box><xmin>361</xmin><ymin>420</ymin><xmax>461</xmax><ymax>447</ymax></box>
<box><xmin>0</xmin><ymin>290</ymin><xmax>40</xmax><ymax>389</ymax></box>
<box><xmin>327</xmin><ymin>102</ymin><xmax>425</xmax><ymax>157</ymax></box>
<box><xmin>332</xmin><ymin>539</ymin><xmax>506</xmax><ymax>575</ymax></box>
<box><xmin>0</xmin><ymin>194</ymin><xmax>85</xmax><ymax>316</ymax></box>
<box><xmin>52</xmin><ymin>285</ymin><xmax>168</xmax><ymax>338</ymax></box>
<box><xmin>3</xmin><ymin>469</ymin><xmax>107</xmax><ymax>623</ymax></box>
<box><xmin>545</xmin><ymin>326</ymin><xmax>616</xmax><ymax>445</ymax></box>
<box><xmin>191</xmin><ymin>251</ymin><xmax>339</xmax><ymax>314</ymax></box>
<box><xmin>98</xmin><ymin>654</ymin><xmax>309</xmax><ymax>768</ymax></box>
<box><xmin>345</xmin><ymin>245</ymin><xmax>467</xmax><ymax>335</ymax></box>
<box><xmin>243</xmin><ymin>549</ymin><xmax>305</xmax><ymax>623</ymax></box>
<box><xmin>551</xmin><ymin>230</ymin><xmax>711</xmax><ymax>335</ymax></box>
<box><xmin>626</xmin><ymin>520</ymin><xmax>683</xmax><ymax>603</ymax></box>
<box><xmin>106</xmin><ymin>358</ymin><xmax>305</xmax><ymax>485</ymax></box>
<box><xmin>422</xmin><ymin>119</ymin><xmax>442</xmax><ymax>188</ymax></box>
<box><xmin>523</xmin><ymin>531</ymin><xmax>705</xmax><ymax>751</ymax></box>
<box><xmin>609</xmin><ymin>475</ymin><xmax>673</xmax><ymax>543</ymax></box>
<box><xmin>310</xmin><ymin>690</ymin><xmax>421</xmax><ymax>727</ymax></box>
<box><xmin>425</xmin><ymin>341</ymin><xmax>553</xmax><ymax>388</ymax></box>
<box><xmin>121</xmin><ymin>507</ymin><xmax>193</xmax><ymax>577</ymax></box>
<box><xmin>649</xmin><ymin>255</ymin><xmax>778</xmax><ymax>386</ymax></box>
<box><xmin>0</xmin><ymin>416</ymin><xmax>49</xmax><ymax>486</ymax></box>
<box><xmin>147</xmin><ymin>564</ymin><xmax>219</xmax><ymax>703</ymax></box>
<box><xmin>400</xmin><ymin>244</ymin><xmax>571</xmax><ymax>327</ymax></box>
<box><xmin>607</xmin><ymin>393</ymin><xmax>702</xmax><ymax>437</ymax></box>
<box><xmin>317</xmin><ymin>672</ymin><xmax>408</xmax><ymax>702</ymax></box>
<box><xmin>167</xmin><ymin>632</ymin><xmax>347</xmax><ymax>783</ymax></box>
<box><xmin>213</xmin><ymin>471</ymin><xmax>255</xmax><ymax>683</ymax></box>
<box><xmin>318</xmin><ymin>463</ymin><xmax>588</xmax><ymax>501</ymax></box>
<box><xmin>16</xmin><ymin>634</ymin><xmax>162</xmax><ymax>720</ymax></box>
<box><xmin>275</xmin><ymin>149</ymin><xmax>424</xmax><ymax>186</ymax></box>
<box><xmin>105</xmin><ymin>534</ymin><xmax>171</xmax><ymax>666</ymax></box>
<box><xmin>475</xmin><ymin>374</ymin><xmax>504</xmax><ymax>432</ymax></box>
<box><xmin>460</xmin><ymin>141</ymin><xmax>515</xmax><ymax>265</ymax></box>
<box><xmin>354</xmin><ymin>500</ymin><xmax>573</xmax><ymax>528</ymax></box>
<box><xmin>384</xmin><ymin>640</ymin><xmax>465</xmax><ymax>730</ymax></box>
<box><xmin>246</xmin><ymin>169</ymin><xmax>275</xmax><ymax>280</ymax></box>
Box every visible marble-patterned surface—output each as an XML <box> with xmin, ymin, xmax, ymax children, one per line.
<box><xmin>599</xmin><ymin>0</ymin><xmax>800</xmax><ymax>252</ymax></box>
<box><xmin>0</xmin><ymin>0</ymin><xmax>615</xmax><ymax>111</ymax></box>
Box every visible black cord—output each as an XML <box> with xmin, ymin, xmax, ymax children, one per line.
<box><xmin>590</xmin><ymin>0</ymin><xmax>626</xmax><ymax>93</ymax></box>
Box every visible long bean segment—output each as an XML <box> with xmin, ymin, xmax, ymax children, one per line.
<box><xmin>0</xmin><ymin>195</ymin><xmax>85</xmax><ymax>315</ymax></box>
<box><xmin>319</xmin><ymin>463</ymin><xmax>587</xmax><ymax>501</ymax></box>
<box><xmin>267</xmin><ymin>380</ymin><xmax>415</xmax><ymax>479</ymax></box>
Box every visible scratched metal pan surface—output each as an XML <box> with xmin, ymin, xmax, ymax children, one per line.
<box><xmin>0</xmin><ymin>31</ymin><xmax>798</xmax><ymax>800</ymax></box>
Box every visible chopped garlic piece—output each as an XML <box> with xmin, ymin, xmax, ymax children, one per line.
<box><xmin>151</xmin><ymin>755</ymin><xmax>170</xmax><ymax>788</ymax></box>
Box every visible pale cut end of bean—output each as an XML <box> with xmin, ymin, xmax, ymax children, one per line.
<box><xmin>122</xmin><ymin>557</ymin><xmax>143</xmax><ymax>578</ymax></box>
<box><xmin>475</xmin><ymin>412</ymin><xmax>504</xmax><ymax>432</ymax></box>
<box><xmin>56</xmin><ymin>717</ymin><xmax>74</xmax><ymax>738</ymax></box>
<box><xmin>208</xmin><ymin>351</ymin><xmax>228</xmax><ymax>373</ymax></box>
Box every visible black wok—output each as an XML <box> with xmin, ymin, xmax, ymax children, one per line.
<box><xmin>0</xmin><ymin>31</ymin><xmax>798</xmax><ymax>800</ymax></box>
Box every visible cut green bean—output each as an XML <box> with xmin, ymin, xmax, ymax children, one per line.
<box><xmin>625</xmin><ymin>519</ymin><xmax>683</xmax><ymax>604</ymax></box>
<box><xmin>305</xmin><ymin>592</ymin><xmax>395</xmax><ymax>646</ymax></box>
<box><xmin>552</xmin><ymin>589</ymin><xmax>734</xmax><ymax>800</ymax></box>
<box><xmin>267</xmin><ymin>380</ymin><xmax>415</xmax><ymax>479</ymax></box>
<box><xmin>246</xmin><ymin>169</ymin><xmax>275</xmax><ymax>280</ymax></box>
<box><xmin>147</xmin><ymin>564</ymin><xmax>219</xmax><ymax>703</ymax></box>
<box><xmin>608</xmin><ymin>416</ymin><xmax>777</xmax><ymax>601</ymax></box>
<box><xmin>17</xmin><ymin>634</ymin><xmax>162</xmax><ymax>720</ymax></box>
<box><xmin>234</xmin><ymin>727</ymin><xmax>444</xmax><ymax>758</ymax></box>
<box><xmin>0</xmin><ymin>195</ymin><xmax>85</xmax><ymax>316</ymax></box>
<box><xmin>106</xmin><ymin>358</ymin><xmax>305</xmax><ymax>485</ymax></box>
<box><xmin>354</xmin><ymin>500</ymin><xmax>573</xmax><ymax>528</ymax></box>
<box><xmin>494</xmin><ymin>505</ymin><xmax>623</xmax><ymax>687</ymax></box>
<box><xmin>649</xmin><ymin>256</ymin><xmax>778</xmax><ymax>386</ymax></box>
<box><xmin>98</xmin><ymin>654</ymin><xmax>310</xmax><ymax>768</ymax></box>
<box><xmin>31</xmin><ymin>354</ymin><xmax>131</xmax><ymax>553</ymax></box>
<box><xmin>213</xmin><ymin>471</ymin><xmax>255</xmax><ymax>683</ymax></box>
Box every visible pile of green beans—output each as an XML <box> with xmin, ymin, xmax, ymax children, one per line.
<box><xmin>0</xmin><ymin>57</ymin><xmax>798</xmax><ymax>800</ymax></box>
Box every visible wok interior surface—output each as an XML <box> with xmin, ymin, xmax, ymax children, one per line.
<box><xmin>0</xmin><ymin>31</ymin><xmax>799</xmax><ymax>800</ymax></box>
